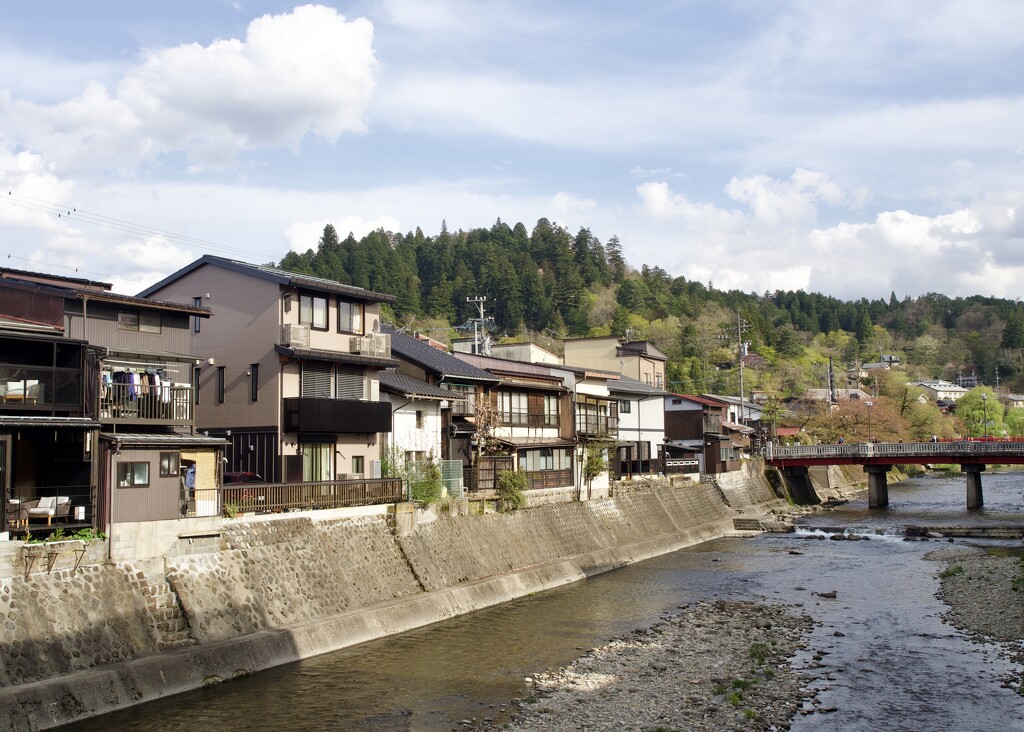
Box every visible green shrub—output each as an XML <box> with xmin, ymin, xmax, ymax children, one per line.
<box><xmin>496</xmin><ymin>470</ymin><xmax>527</xmax><ymax>511</ymax></box>
<box><xmin>409</xmin><ymin>460</ymin><xmax>444</xmax><ymax>504</ymax></box>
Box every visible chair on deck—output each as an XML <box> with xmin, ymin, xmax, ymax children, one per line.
<box><xmin>26</xmin><ymin>496</ymin><xmax>72</xmax><ymax>525</ymax></box>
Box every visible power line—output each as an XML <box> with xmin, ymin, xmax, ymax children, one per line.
<box><xmin>1</xmin><ymin>188</ymin><xmax>279</xmax><ymax>265</ymax></box>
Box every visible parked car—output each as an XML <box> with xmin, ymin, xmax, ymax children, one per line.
<box><xmin>223</xmin><ymin>471</ymin><xmax>265</xmax><ymax>484</ymax></box>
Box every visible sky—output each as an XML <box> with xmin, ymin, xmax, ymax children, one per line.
<box><xmin>2</xmin><ymin>1</ymin><xmax>1024</xmax><ymax>301</ymax></box>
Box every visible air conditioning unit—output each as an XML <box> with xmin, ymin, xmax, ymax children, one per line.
<box><xmin>281</xmin><ymin>324</ymin><xmax>310</xmax><ymax>348</ymax></box>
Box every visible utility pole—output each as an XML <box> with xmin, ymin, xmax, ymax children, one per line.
<box><xmin>736</xmin><ymin>311</ymin><xmax>749</xmax><ymax>425</ymax></box>
<box><xmin>466</xmin><ymin>296</ymin><xmax>489</xmax><ymax>355</ymax></box>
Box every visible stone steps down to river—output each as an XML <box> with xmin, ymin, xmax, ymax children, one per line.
<box><xmin>0</xmin><ymin>460</ymin><xmax>867</xmax><ymax>731</ymax></box>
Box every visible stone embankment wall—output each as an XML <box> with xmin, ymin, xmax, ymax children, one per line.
<box><xmin>0</xmin><ymin>465</ymin><xmax>796</xmax><ymax>731</ymax></box>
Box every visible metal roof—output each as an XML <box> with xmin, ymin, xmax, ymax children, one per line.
<box><xmin>495</xmin><ymin>436</ymin><xmax>576</xmax><ymax>449</ymax></box>
<box><xmin>275</xmin><ymin>344</ymin><xmax>398</xmax><ymax>369</ymax></box>
<box><xmin>137</xmin><ymin>255</ymin><xmax>396</xmax><ymax>304</ymax></box>
<box><xmin>0</xmin><ymin>415</ymin><xmax>100</xmax><ymax>429</ymax></box>
<box><xmin>101</xmin><ymin>432</ymin><xmax>230</xmax><ymax>447</ymax></box>
<box><xmin>385</xmin><ymin>327</ymin><xmax>499</xmax><ymax>384</ymax></box>
<box><xmin>607</xmin><ymin>374</ymin><xmax>670</xmax><ymax>397</ymax></box>
<box><xmin>379</xmin><ymin>370</ymin><xmax>466</xmax><ymax>400</ymax></box>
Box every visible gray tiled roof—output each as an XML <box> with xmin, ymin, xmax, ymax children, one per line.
<box><xmin>384</xmin><ymin>327</ymin><xmax>499</xmax><ymax>384</ymax></box>
<box><xmin>379</xmin><ymin>370</ymin><xmax>466</xmax><ymax>400</ymax></box>
<box><xmin>607</xmin><ymin>374</ymin><xmax>669</xmax><ymax>397</ymax></box>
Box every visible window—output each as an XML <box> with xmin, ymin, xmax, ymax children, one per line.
<box><xmin>500</xmin><ymin>392</ymin><xmax>529</xmax><ymax>425</ymax></box>
<box><xmin>159</xmin><ymin>452</ymin><xmax>180</xmax><ymax>478</ymax></box>
<box><xmin>447</xmin><ymin>384</ymin><xmax>476</xmax><ymax>416</ymax></box>
<box><xmin>543</xmin><ymin>395</ymin><xmax>559</xmax><ymax>426</ymax></box>
<box><xmin>301</xmin><ymin>442</ymin><xmax>332</xmax><ymax>482</ymax></box>
<box><xmin>655</xmin><ymin>373</ymin><xmax>663</xmax><ymax>388</ymax></box>
<box><xmin>193</xmin><ymin>297</ymin><xmax>202</xmax><ymax>333</ymax></box>
<box><xmin>337</xmin><ymin>300</ymin><xmax>364</xmax><ymax>334</ymax></box>
<box><xmin>216</xmin><ymin>366</ymin><xmax>225</xmax><ymax>403</ymax></box>
<box><xmin>249</xmin><ymin>364</ymin><xmax>259</xmax><ymax>402</ymax></box>
<box><xmin>192</xmin><ymin>366</ymin><xmax>201</xmax><ymax>405</ymax></box>
<box><xmin>117</xmin><ymin>461</ymin><xmax>150</xmax><ymax>487</ymax></box>
<box><xmin>139</xmin><ymin>311</ymin><xmax>161</xmax><ymax>334</ymax></box>
<box><xmin>405</xmin><ymin>450</ymin><xmax>426</xmax><ymax>464</ymax></box>
<box><xmin>299</xmin><ymin>294</ymin><xmax>328</xmax><ymax>330</ymax></box>
<box><xmin>619</xmin><ymin>400</ymin><xmax>632</xmax><ymax>414</ymax></box>
<box><xmin>352</xmin><ymin>455</ymin><xmax>364</xmax><ymax>475</ymax></box>
<box><xmin>116</xmin><ymin>312</ymin><xmax>138</xmax><ymax>332</ymax></box>
<box><xmin>415</xmin><ymin>410</ymin><xmax>424</xmax><ymax>429</ymax></box>
<box><xmin>116</xmin><ymin>311</ymin><xmax>161</xmax><ymax>333</ymax></box>
<box><xmin>643</xmin><ymin>373</ymin><xmax>651</xmax><ymax>385</ymax></box>
<box><xmin>335</xmin><ymin>365</ymin><xmax>364</xmax><ymax>400</ymax></box>
<box><xmin>302</xmin><ymin>362</ymin><xmax>333</xmax><ymax>398</ymax></box>
<box><xmin>519</xmin><ymin>447</ymin><xmax>571</xmax><ymax>472</ymax></box>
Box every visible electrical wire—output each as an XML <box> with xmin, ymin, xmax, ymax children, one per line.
<box><xmin>1</xmin><ymin>189</ymin><xmax>281</xmax><ymax>274</ymax></box>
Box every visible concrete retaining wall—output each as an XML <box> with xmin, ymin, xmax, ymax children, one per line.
<box><xmin>0</xmin><ymin>469</ymin><xmax>784</xmax><ymax>731</ymax></box>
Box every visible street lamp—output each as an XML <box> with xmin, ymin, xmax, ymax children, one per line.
<box><xmin>981</xmin><ymin>393</ymin><xmax>988</xmax><ymax>438</ymax></box>
<box><xmin>865</xmin><ymin>400</ymin><xmax>873</xmax><ymax>443</ymax></box>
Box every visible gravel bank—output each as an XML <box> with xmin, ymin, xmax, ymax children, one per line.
<box><xmin>483</xmin><ymin>600</ymin><xmax>818</xmax><ymax>732</ymax></box>
<box><xmin>929</xmin><ymin>545</ymin><xmax>1024</xmax><ymax>693</ymax></box>
<box><xmin>472</xmin><ymin>544</ymin><xmax>1024</xmax><ymax>732</ymax></box>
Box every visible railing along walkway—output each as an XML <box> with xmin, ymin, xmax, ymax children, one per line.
<box><xmin>222</xmin><ymin>477</ymin><xmax>405</xmax><ymax>514</ymax></box>
<box><xmin>766</xmin><ymin>440</ymin><xmax>1024</xmax><ymax>464</ymax></box>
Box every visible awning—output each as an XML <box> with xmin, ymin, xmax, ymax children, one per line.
<box><xmin>101</xmin><ymin>432</ymin><xmax>230</xmax><ymax>448</ymax></box>
<box><xmin>275</xmin><ymin>344</ymin><xmax>398</xmax><ymax>369</ymax></box>
<box><xmin>722</xmin><ymin>421</ymin><xmax>756</xmax><ymax>434</ymax></box>
<box><xmin>0</xmin><ymin>415</ymin><xmax>99</xmax><ymax>429</ymax></box>
<box><xmin>495</xmin><ymin>436</ymin><xmax>576</xmax><ymax>449</ymax></box>
<box><xmin>498</xmin><ymin>376</ymin><xmax>567</xmax><ymax>392</ymax></box>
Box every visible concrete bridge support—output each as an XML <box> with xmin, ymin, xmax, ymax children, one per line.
<box><xmin>780</xmin><ymin>465</ymin><xmax>820</xmax><ymax>505</ymax></box>
<box><xmin>962</xmin><ymin>464</ymin><xmax>985</xmax><ymax>509</ymax></box>
<box><xmin>865</xmin><ymin>465</ymin><xmax>891</xmax><ymax>508</ymax></box>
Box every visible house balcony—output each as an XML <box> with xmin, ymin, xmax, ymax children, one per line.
<box><xmin>100</xmin><ymin>383</ymin><xmax>192</xmax><ymax>425</ymax></box>
<box><xmin>348</xmin><ymin>333</ymin><xmax>390</xmax><ymax>359</ymax></box>
<box><xmin>283</xmin><ymin>397</ymin><xmax>392</xmax><ymax>434</ymax></box>
<box><xmin>576</xmin><ymin>414</ymin><xmax>617</xmax><ymax>438</ymax></box>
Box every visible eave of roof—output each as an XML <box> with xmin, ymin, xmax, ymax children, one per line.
<box><xmin>101</xmin><ymin>432</ymin><xmax>230</xmax><ymax>447</ymax></box>
<box><xmin>0</xmin><ymin>415</ymin><xmax>100</xmax><ymax>429</ymax></box>
<box><xmin>2</xmin><ymin>275</ymin><xmax>211</xmax><ymax>316</ymax></box>
<box><xmin>379</xmin><ymin>370</ymin><xmax>466</xmax><ymax>400</ymax></box>
<box><xmin>275</xmin><ymin>344</ymin><xmax>398</xmax><ymax>369</ymax></box>
<box><xmin>137</xmin><ymin>255</ymin><xmax>396</xmax><ymax>304</ymax></box>
<box><xmin>495</xmin><ymin>436</ymin><xmax>575</xmax><ymax>449</ymax></box>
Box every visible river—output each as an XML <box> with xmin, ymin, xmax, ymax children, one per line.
<box><xmin>63</xmin><ymin>471</ymin><xmax>1024</xmax><ymax>731</ymax></box>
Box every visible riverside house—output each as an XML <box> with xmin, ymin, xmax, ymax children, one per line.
<box><xmin>138</xmin><ymin>256</ymin><xmax>400</xmax><ymax>504</ymax></box>
<box><xmin>453</xmin><ymin>351</ymin><xmax>576</xmax><ymax>495</ymax></box>
<box><xmin>0</xmin><ymin>267</ymin><xmax>224</xmax><ymax>537</ymax></box>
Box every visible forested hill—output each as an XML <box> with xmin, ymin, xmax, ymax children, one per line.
<box><xmin>277</xmin><ymin>218</ymin><xmax>1024</xmax><ymax>395</ymax></box>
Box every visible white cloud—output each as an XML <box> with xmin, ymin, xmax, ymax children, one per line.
<box><xmin>0</xmin><ymin>5</ymin><xmax>378</xmax><ymax>174</ymax></box>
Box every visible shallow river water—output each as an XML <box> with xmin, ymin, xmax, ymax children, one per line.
<box><xmin>65</xmin><ymin>472</ymin><xmax>1024</xmax><ymax>731</ymax></box>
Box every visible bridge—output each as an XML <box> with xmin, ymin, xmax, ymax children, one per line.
<box><xmin>764</xmin><ymin>440</ymin><xmax>1024</xmax><ymax>509</ymax></box>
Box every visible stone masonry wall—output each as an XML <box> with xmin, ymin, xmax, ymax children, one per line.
<box><xmin>0</xmin><ymin>564</ymin><xmax>156</xmax><ymax>688</ymax></box>
<box><xmin>167</xmin><ymin>516</ymin><xmax>422</xmax><ymax>643</ymax></box>
<box><xmin>0</xmin><ymin>468</ymin><xmax>779</xmax><ymax>702</ymax></box>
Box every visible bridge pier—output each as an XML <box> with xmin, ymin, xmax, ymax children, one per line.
<box><xmin>865</xmin><ymin>465</ymin><xmax>891</xmax><ymax>508</ymax></box>
<box><xmin>780</xmin><ymin>465</ymin><xmax>820</xmax><ymax>505</ymax></box>
<box><xmin>961</xmin><ymin>464</ymin><xmax>985</xmax><ymax>509</ymax></box>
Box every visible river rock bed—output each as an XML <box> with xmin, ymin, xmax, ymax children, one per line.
<box><xmin>479</xmin><ymin>600</ymin><xmax>817</xmax><ymax>732</ymax></box>
<box><xmin>930</xmin><ymin>545</ymin><xmax>1024</xmax><ymax>694</ymax></box>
